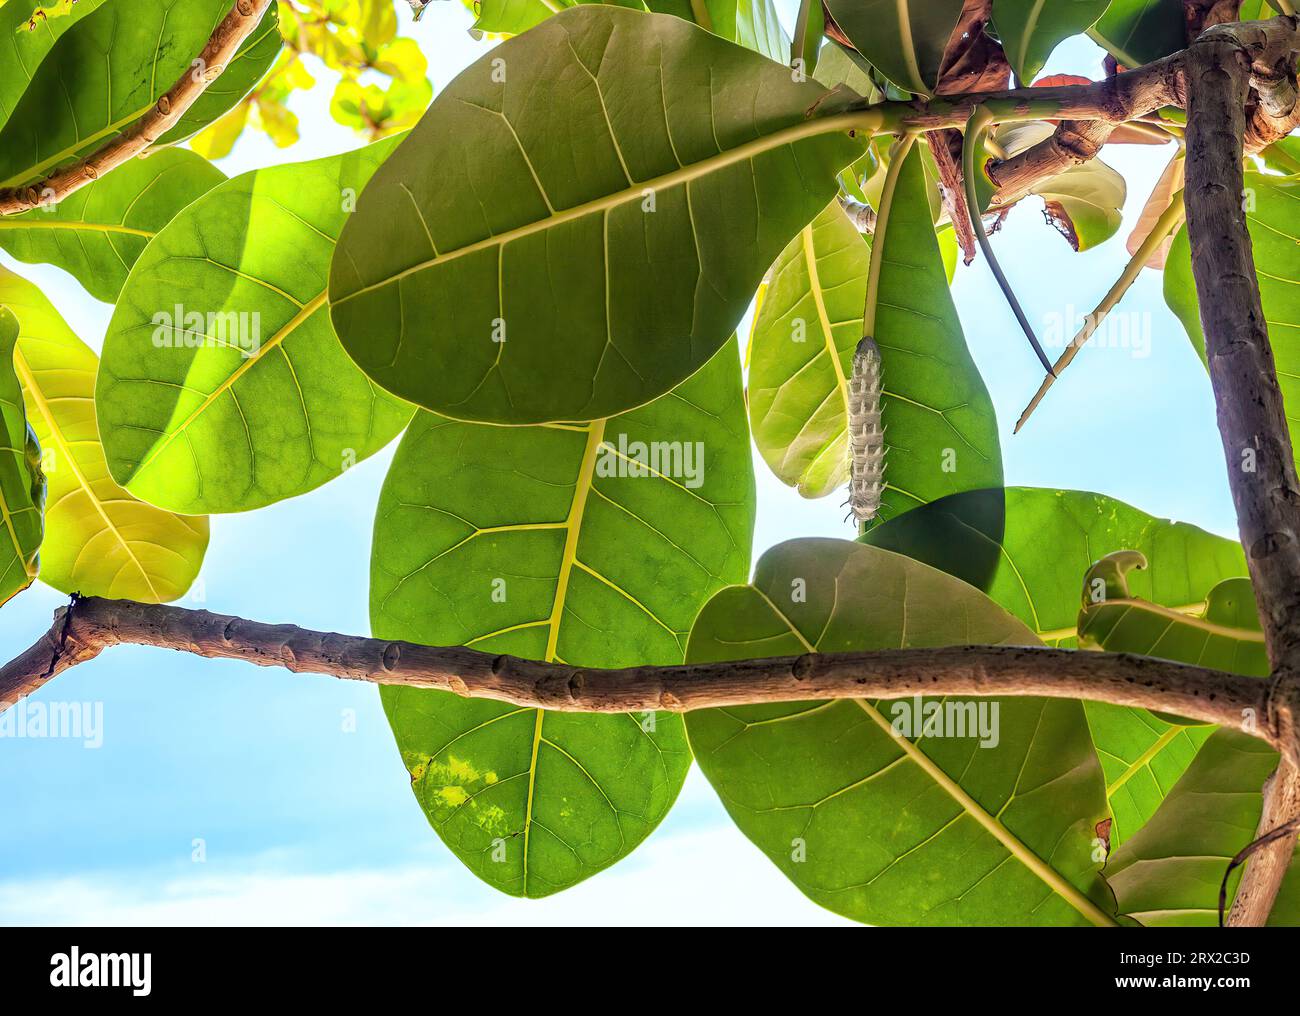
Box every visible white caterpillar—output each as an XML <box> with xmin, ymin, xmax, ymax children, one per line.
<box><xmin>847</xmin><ymin>337</ymin><xmax>885</xmax><ymax>525</ymax></box>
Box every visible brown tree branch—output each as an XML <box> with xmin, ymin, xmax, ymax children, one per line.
<box><xmin>1182</xmin><ymin>24</ymin><xmax>1300</xmax><ymax>928</ymax></box>
<box><xmin>0</xmin><ymin>596</ymin><xmax>1282</xmax><ymax>755</ymax></box>
<box><xmin>0</xmin><ymin>0</ymin><xmax>275</xmax><ymax>216</ymax></box>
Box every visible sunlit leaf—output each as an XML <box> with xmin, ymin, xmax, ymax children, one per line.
<box><xmin>1090</xmin><ymin>0</ymin><xmax>1185</xmax><ymax>68</ymax></box>
<box><xmin>0</xmin><ymin>149</ymin><xmax>225</xmax><ymax>302</ymax></box>
<box><xmin>0</xmin><ymin>266</ymin><xmax>207</xmax><ymax>601</ymax></box>
<box><xmin>374</xmin><ymin>342</ymin><xmax>754</xmax><ymax>896</ymax></box>
<box><xmin>97</xmin><ymin>138</ymin><xmax>412</xmax><ymax>515</ymax></box>
<box><xmin>0</xmin><ymin>306</ymin><xmax>43</xmax><ymax>606</ymax></box>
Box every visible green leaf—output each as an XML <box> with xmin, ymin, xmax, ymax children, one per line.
<box><xmin>1089</xmin><ymin>0</ymin><xmax>1186</xmax><ymax>68</ymax></box>
<box><xmin>1076</xmin><ymin>551</ymin><xmax>1267</xmax><ymax>845</ymax></box>
<box><xmin>821</xmin><ymin>0</ymin><xmax>965</xmax><ymax>97</ymax></box>
<box><xmin>684</xmin><ymin>537</ymin><xmax>1116</xmax><ymax>926</ymax></box>
<box><xmin>790</xmin><ymin>0</ymin><xmax>824</xmax><ymax>74</ymax></box>
<box><xmin>471</xmin><ymin>0</ymin><xmax>790</xmax><ymax>65</ymax></box>
<box><xmin>0</xmin><ymin>148</ymin><xmax>225</xmax><ymax>303</ymax></box>
<box><xmin>1106</xmin><ymin>729</ymin><xmax>1300</xmax><ymax>926</ymax></box>
<box><xmin>863</xmin><ymin>486</ymin><xmax>1249</xmax><ymax>844</ymax></box>
<box><xmin>329</xmin><ymin>6</ymin><xmax>864</xmax><ymax>425</ymax></box>
<box><xmin>96</xmin><ymin>138</ymin><xmax>412</xmax><ymax>515</ymax></box>
<box><xmin>998</xmin><ymin>121</ymin><xmax>1126</xmax><ymax>251</ymax></box>
<box><xmin>0</xmin><ymin>0</ymin><xmax>280</xmax><ymax>191</ymax></box>
<box><xmin>992</xmin><ymin>0</ymin><xmax>1110</xmax><ymax>84</ymax></box>
<box><xmin>373</xmin><ymin>341</ymin><xmax>754</xmax><ymax>897</ymax></box>
<box><xmin>0</xmin><ymin>306</ymin><xmax>43</xmax><ymax>606</ymax></box>
<box><xmin>1166</xmin><ymin>172</ymin><xmax>1300</xmax><ymax>473</ymax></box>
<box><xmin>0</xmin><ymin>0</ymin><xmax>108</xmax><ymax>130</ymax></box>
<box><xmin>747</xmin><ymin>185</ymin><xmax>1000</xmax><ymax>517</ymax></box>
<box><xmin>0</xmin><ymin>266</ymin><xmax>207</xmax><ymax>601</ymax></box>
<box><xmin>863</xmin><ymin>488</ymin><xmax>1248</xmax><ymax>645</ymax></box>
<box><xmin>1079</xmin><ymin>555</ymin><xmax>1267</xmax><ymax>679</ymax></box>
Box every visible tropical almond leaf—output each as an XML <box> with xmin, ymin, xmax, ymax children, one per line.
<box><xmin>1126</xmin><ymin>152</ymin><xmax>1183</xmax><ymax>269</ymax></box>
<box><xmin>1165</xmin><ymin>172</ymin><xmax>1300</xmax><ymax>474</ymax></box>
<box><xmin>1076</xmin><ymin>551</ymin><xmax>1266</xmax><ymax>846</ymax></box>
<box><xmin>96</xmin><ymin>138</ymin><xmax>413</xmax><ymax>515</ymax></box>
<box><xmin>1089</xmin><ymin>0</ymin><xmax>1186</xmax><ymax>69</ymax></box>
<box><xmin>821</xmin><ymin>0</ymin><xmax>965</xmax><ymax>97</ymax></box>
<box><xmin>0</xmin><ymin>267</ymin><xmax>207</xmax><ymax>601</ymax></box>
<box><xmin>373</xmin><ymin>341</ymin><xmax>754</xmax><ymax>897</ymax></box>
<box><xmin>328</xmin><ymin>6</ymin><xmax>864</xmax><ymax>425</ymax></box>
<box><xmin>684</xmin><ymin>537</ymin><xmax>1116</xmax><ymax>926</ymax></box>
<box><xmin>862</xmin><ymin>486</ymin><xmax>1249</xmax><ymax>846</ymax></box>
<box><xmin>992</xmin><ymin>0</ymin><xmax>1110</xmax><ymax>84</ymax></box>
<box><xmin>747</xmin><ymin>182</ymin><xmax>1000</xmax><ymax>517</ymax></box>
<box><xmin>0</xmin><ymin>0</ymin><xmax>108</xmax><ymax>130</ymax></box>
<box><xmin>1106</xmin><ymin>728</ymin><xmax>1300</xmax><ymax>926</ymax></box>
<box><xmin>0</xmin><ymin>148</ymin><xmax>226</xmax><ymax>303</ymax></box>
<box><xmin>0</xmin><ymin>0</ymin><xmax>280</xmax><ymax>192</ymax></box>
<box><xmin>0</xmin><ymin>305</ymin><xmax>43</xmax><ymax>606</ymax></box>
<box><xmin>997</xmin><ymin>121</ymin><xmax>1127</xmax><ymax>251</ymax></box>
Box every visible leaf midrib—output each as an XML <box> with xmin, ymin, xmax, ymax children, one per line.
<box><xmin>127</xmin><ymin>289</ymin><xmax>328</xmax><ymax>484</ymax></box>
<box><xmin>331</xmin><ymin>110</ymin><xmax>869</xmax><ymax>308</ymax></box>
<box><xmin>521</xmin><ymin>419</ymin><xmax>607</xmax><ymax>894</ymax></box>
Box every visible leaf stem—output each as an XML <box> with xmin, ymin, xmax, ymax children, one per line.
<box><xmin>1014</xmin><ymin>189</ymin><xmax>1186</xmax><ymax>433</ymax></box>
<box><xmin>962</xmin><ymin>107</ymin><xmax>1055</xmax><ymax>374</ymax></box>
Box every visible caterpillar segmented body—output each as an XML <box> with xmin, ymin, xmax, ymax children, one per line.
<box><xmin>847</xmin><ymin>337</ymin><xmax>885</xmax><ymax>525</ymax></box>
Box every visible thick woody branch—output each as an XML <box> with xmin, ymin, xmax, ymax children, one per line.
<box><xmin>0</xmin><ymin>0</ymin><xmax>274</xmax><ymax>216</ymax></box>
<box><xmin>1183</xmin><ymin>26</ymin><xmax>1300</xmax><ymax>927</ymax></box>
<box><xmin>0</xmin><ymin>596</ymin><xmax>1281</xmax><ymax>754</ymax></box>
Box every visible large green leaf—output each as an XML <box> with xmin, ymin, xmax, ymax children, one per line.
<box><xmin>0</xmin><ymin>267</ymin><xmax>206</xmax><ymax>601</ymax></box>
<box><xmin>685</xmin><ymin>537</ymin><xmax>1115</xmax><ymax>926</ymax></box>
<box><xmin>1089</xmin><ymin>0</ymin><xmax>1185</xmax><ymax>68</ymax></box>
<box><xmin>0</xmin><ymin>148</ymin><xmax>224</xmax><ymax>303</ymax></box>
<box><xmin>329</xmin><ymin>6</ymin><xmax>863</xmax><ymax>425</ymax></box>
<box><xmin>748</xmin><ymin>185</ymin><xmax>1000</xmax><ymax>516</ymax></box>
<box><xmin>0</xmin><ymin>306</ymin><xmax>43</xmax><ymax>606</ymax></box>
<box><xmin>0</xmin><ymin>0</ymin><xmax>280</xmax><ymax>191</ymax></box>
<box><xmin>0</xmin><ymin>0</ymin><xmax>108</xmax><ymax>129</ymax></box>
<box><xmin>1106</xmin><ymin>729</ymin><xmax>1300</xmax><ymax>926</ymax></box>
<box><xmin>863</xmin><ymin>486</ymin><xmax>1248</xmax><ymax>845</ymax></box>
<box><xmin>473</xmin><ymin>0</ymin><xmax>788</xmax><ymax>62</ymax></box>
<box><xmin>992</xmin><ymin>0</ymin><xmax>1110</xmax><ymax>84</ymax></box>
<box><xmin>1076</xmin><ymin>552</ymin><xmax>1266</xmax><ymax>846</ymax></box>
<box><xmin>373</xmin><ymin>342</ymin><xmax>754</xmax><ymax>897</ymax></box>
<box><xmin>821</xmin><ymin>0</ymin><xmax>964</xmax><ymax>97</ymax></box>
<box><xmin>1166</xmin><ymin>172</ymin><xmax>1300</xmax><ymax>474</ymax></box>
<box><xmin>96</xmin><ymin>139</ymin><xmax>412</xmax><ymax>515</ymax></box>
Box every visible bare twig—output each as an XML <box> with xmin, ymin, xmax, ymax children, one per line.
<box><xmin>0</xmin><ymin>597</ymin><xmax>1279</xmax><ymax>753</ymax></box>
<box><xmin>0</xmin><ymin>0</ymin><xmax>275</xmax><ymax>215</ymax></box>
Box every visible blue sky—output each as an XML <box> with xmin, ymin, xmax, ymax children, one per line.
<box><xmin>0</xmin><ymin>2</ymin><xmax>1238</xmax><ymax>925</ymax></box>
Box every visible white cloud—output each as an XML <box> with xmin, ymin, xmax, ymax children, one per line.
<box><xmin>0</xmin><ymin>825</ymin><xmax>855</xmax><ymax>926</ymax></box>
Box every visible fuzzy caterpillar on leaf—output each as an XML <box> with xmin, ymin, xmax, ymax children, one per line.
<box><xmin>847</xmin><ymin>337</ymin><xmax>886</xmax><ymax>525</ymax></box>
